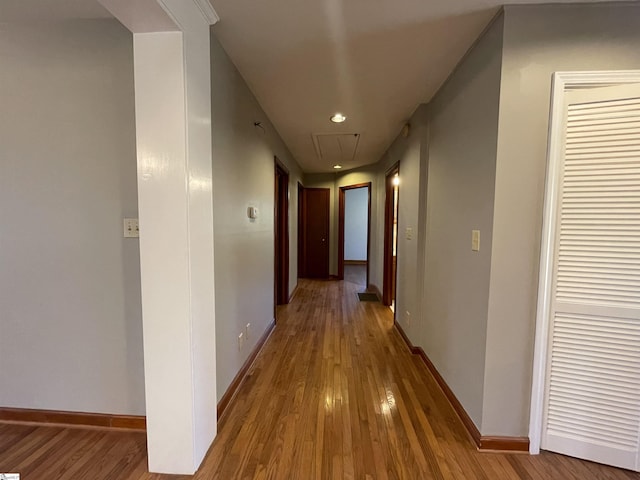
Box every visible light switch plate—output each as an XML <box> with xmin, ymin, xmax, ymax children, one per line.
<box><xmin>124</xmin><ymin>218</ymin><xmax>139</xmax><ymax>238</ymax></box>
<box><xmin>472</xmin><ymin>230</ymin><xmax>480</xmax><ymax>251</ymax></box>
<box><xmin>405</xmin><ymin>227</ymin><xmax>413</xmax><ymax>240</ymax></box>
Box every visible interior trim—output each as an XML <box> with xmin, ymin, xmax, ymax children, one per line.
<box><xmin>217</xmin><ymin>319</ymin><xmax>276</xmax><ymax>421</ymax></box>
<box><xmin>394</xmin><ymin>322</ymin><xmax>529</xmax><ymax>452</ymax></box>
<box><xmin>338</xmin><ymin>182</ymin><xmax>372</xmax><ymax>284</ymax></box>
<box><xmin>367</xmin><ymin>283</ymin><xmax>382</xmax><ymax>300</ymax></box>
<box><xmin>383</xmin><ymin>164</ymin><xmax>400</xmax><ymax>306</ymax></box>
<box><xmin>192</xmin><ymin>0</ymin><xmax>220</xmax><ymax>24</ymax></box>
<box><xmin>288</xmin><ymin>283</ymin><xmax>299</xmax><ymax>302</ymax></box>
<box><xmin>274</xmin><ymin>158</ymin><xmax>290</xmax><ymax>307</ymax></box>
<box><xmin>0</xmin><ymin>407</ymin><xmax>146</xmax><ymax>430</ymax></box>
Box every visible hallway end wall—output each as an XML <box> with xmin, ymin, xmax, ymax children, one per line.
<box><xmin>210</xmin><ymin>31</ymin><xmax>303</xmax><ymax>401</ymax></box>
<box><xmin>304</xmin><ymin>167</ymin><xmax>379</xmax><ymax>278</ymax></box>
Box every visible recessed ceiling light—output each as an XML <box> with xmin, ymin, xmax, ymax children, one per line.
<box><xmin>333</xmin><ymin>164</ymin><xmax>343</xmax><ymax>169</ymax></box>
<box><xmin>330</xmin><ymin>113</ymin><xmax>347</xmax><ymax>123</ymax></box>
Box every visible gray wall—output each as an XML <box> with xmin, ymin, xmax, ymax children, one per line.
<box><xmin>482</xmin><ymin>2</ymin><xmax>640</xmax><ymax>436</ymax></box>
<box><xmin>421</xmin><ymin>15</ymin><xmax>503</xmax><ymax>428</ymax></box>
<box><xmin>0</xmin><ymin>20</ymin><xmax>145</xmax><ymax>415</ymax></box>
<box><xmin>344</xmin><ymin>188</ymin><xmax>368</xmax><ymax>261</ymax></box>
<box><xmin>210</xmin><ymin>31</ymin><xmax>304</xmax><ymax>400</ymax></box>
<box><xmin>371</xmin><ymin>106</ymin><xmax>428</xmax><ymax>347</ymax></box>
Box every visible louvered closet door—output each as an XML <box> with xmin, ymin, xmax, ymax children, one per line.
<box><xmin>542</xmin><ymin>83</ymin><xmax>640</xmax><ymax>471</ymax></box>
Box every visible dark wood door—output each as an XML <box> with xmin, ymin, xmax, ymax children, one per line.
<box><xmin>301</xmin><ymin>187</ymin><xmax>330</xmax><ymax>278</ymax></box>
<box><xmin>275</xmin><ymin>162</ymin><xmax>289</xmax><ymax>305</ymax></box>
<box><xmin>383</xmin><ymin>165</ymin><xmax>399</xmax><ymax>307</ymax></box>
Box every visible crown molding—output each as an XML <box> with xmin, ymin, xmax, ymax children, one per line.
<box><xmin>193</xmin><ymin>0</ymin><xmax>220</xmax><ymax>24</ymax></box>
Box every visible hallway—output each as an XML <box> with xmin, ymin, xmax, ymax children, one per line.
<box><xmin>0</xmin><ymin>277</ymin><xmax>638</xmax><ymax>479</ymax></box>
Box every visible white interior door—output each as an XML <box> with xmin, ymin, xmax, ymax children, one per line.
<box><xmin>542</xmin><ymin>83</ymin><xmax>640</xmax><ymax>471</ymax></box>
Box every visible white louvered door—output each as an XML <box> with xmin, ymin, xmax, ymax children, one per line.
<box><xmin>542</xmin><ymin>83</ymin><xmax>640</xmax><ymax>471</ymax></box>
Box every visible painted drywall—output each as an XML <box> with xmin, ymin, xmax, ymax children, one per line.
<box><xmin>344</xmin><ymin>188</ymin><xmax>368</xmax><ymax>261</ymax></box>
<box><xmin>129</xmin><ymin>0</ymin><xmax>219</xmax><ymax>471</ymax></box>
<box><xmin>0</xmin><ymin>20</ymin><xmax>144</xmax><ymax>415</ymax></box>
<box><xmin>422</xmin><ymin>16</ymin><xmax>503</xmax><ymax>428</ymax></box>
<box><xmin>371</xmin><ymin>106</ymin><xmax>429</xmax><ymax>348</ymax></box>
<box><xmin>210</xmin><ymin>30</ymin><xmax>304</xmax><ymax>401</ymax></box>
<box><xmin>305</xmin><ymin>167</ymin><xmax>379</xmax><ymax>277</ymax></box>
<box><xmin>482</xmin><ymin>2</ymin><xmax>640</xmax><ymax>436</ymax></box>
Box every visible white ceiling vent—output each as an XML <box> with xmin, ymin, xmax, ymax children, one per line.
<box><xmin>312</xmin><ymin>133</ymin><xmax>361</xmax><ymax>168</ymax></box>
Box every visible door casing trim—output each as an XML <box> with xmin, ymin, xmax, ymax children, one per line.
<box><xmin>338</xmin><ymin>182</ymin><xmax>372</xmax><ymax>283</ymax></box>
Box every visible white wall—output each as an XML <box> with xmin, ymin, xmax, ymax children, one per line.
<box><xmin>0</xmin><ymin>20</ymin><xmax>144</xmax><ymax>415</ymax></box>
<box><xmin>210</xmin><ymin>31</ymin><xmax>304</xmax><ymax>400</ymax></box>
<box><xmin>97</xmin><ymin>1</ymin><xmax>219</xmax><ymax>472</ymax></box>
<box><xmin>344</xmin><ymin>188</ymin><xmax>368</xmax><ymax>261</ymax></box>
<box><xmin>482</xmin><ymin>2</ymin><xmax>640</xmax><ymax>436</ymax></box>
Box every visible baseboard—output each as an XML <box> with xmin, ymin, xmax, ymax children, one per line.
<box><xmin>217</xmin><ymin>319</ymin><xmax>276</xmax><ymax>421</ymax></box>
<box><xmin>289</xmin><ymin>283</ymin><xmax>299</xmax><ymax>302</ymax></box>
<box><xmin>0</xmin><ymin>407</ymin><xmax>146</xmax><ymax>430</ymax></box>
<box><xmin>367</xmin><ymin>283</ymin><xmax>382</xmax><ymax>298</ymax></box>
<box><xmin>393</xmin><ymin>323</ymin><xmax>529</xmax><ymax>453</ymax></box>
<box><xmin>478</xmin><ymin>436</ymin><xmax>530</xmax><ymax>452</ymax></box>
<box><xmin>344</xmin><ymin>260</ymin><xmax>367</xmax><ymax>265</ymax></box>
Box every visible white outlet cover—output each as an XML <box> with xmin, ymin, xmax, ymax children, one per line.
<box><xmin>123</xmin><ymin>218</ymin><xmax>139</xmax><ymax>238</ymax></box>
<box><xmin>472</xmin><ymin>230</ymin><xmax>480</xmax><ymax>251</ymax></box>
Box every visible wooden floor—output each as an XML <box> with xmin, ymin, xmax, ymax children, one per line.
<box><xmin>1</xmin><ymin>270</ymin><xmax>638</xmax><ymax>479</ymax></box>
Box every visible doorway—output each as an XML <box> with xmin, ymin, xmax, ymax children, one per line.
<box><xmin>298</xmin><ymin>186</ymin><xmax>330</xmax><ymax>279</ymax></box>
<box><xmin>530</xmin><ymin>73</ymin><xmax>640</xmax><ymax>470</ymax></box>
<box><xmin>383</xmin><ymin>165</ymin><xmax>400</xmax><ymax>308</ymax></box>
<box><xmin>274</xmin><ymin>159</ymin><xmax>289</xmax><ymax>306</ymax></box>
<box><xmin>338</xmin><ymin>183</ymin><xmax>371</xmax><ymax>288</ymax></box>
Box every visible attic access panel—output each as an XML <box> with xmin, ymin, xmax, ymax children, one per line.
<box><xmin>312</xmin><ymin>133</ymin><xmax>361</xmax><ymax>168</ymax></box>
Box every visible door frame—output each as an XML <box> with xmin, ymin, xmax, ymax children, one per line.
<box><xmin>529</xmin><ymin>70</ymin><xmax>640</xmax><ymax>455</ymax></box>
<box><xmin>297</xmin><ymin>182</ymin><xmax>305</xmax><ymax>279</ymax></box>
<box><xmin>383</xmin><ymin>164</ymin><xmax>400</xmax><ymax>307</ymax></box>
<box><xmin>274</xmin><ymin>158</ymin><xmax>289</xmax><ymax>307</ymax></box>
<box><xmin>338</xmin><ymin>182</ymin><xmax>372</xmax><ymax>283</ymax></box>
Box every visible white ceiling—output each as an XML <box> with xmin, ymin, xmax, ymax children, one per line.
<box><xmin>3</xmin><ymin>0</ymin><xmax>623</xmax><ymax>173</ymax></box>
<box><xmin>208</xmin><ymin>0</ymin><xmax>620</xmax><ymax>172</ymax></box>
<box><xmin>0</xmin><ymin>0</ymin><xmax>112</xmax><ymax>22</ymax></box>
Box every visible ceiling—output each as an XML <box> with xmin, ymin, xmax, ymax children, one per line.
<box><xmin>208</xmin><ymin>0</ymin><xmax>621</xmax><ymax>173</ymax></box>
<box><xmin>3</xmin><ymin>0</ymin><xmax>623</xmax><ymax>173</ymax></box>
<box><xmin>0</xmin><ymin>0</ymin><xmax>112</xmax><ymax>22</ymax></box>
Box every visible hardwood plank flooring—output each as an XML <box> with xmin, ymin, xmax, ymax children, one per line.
<box><xmin>1</xmin><ymin>277</ymin><xmax>638</xmax><ymax>479</ymax></box>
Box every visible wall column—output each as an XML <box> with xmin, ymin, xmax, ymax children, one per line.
<box><xmin>98</xmin><ymin>0</ymin><xmax>219</xmax><ymax>474</ymax></box>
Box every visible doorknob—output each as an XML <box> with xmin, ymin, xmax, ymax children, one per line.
<box><xmin>321</xmin><ymin>238</ymin><xmax>326</xmax><ymax>242</ymax></box>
